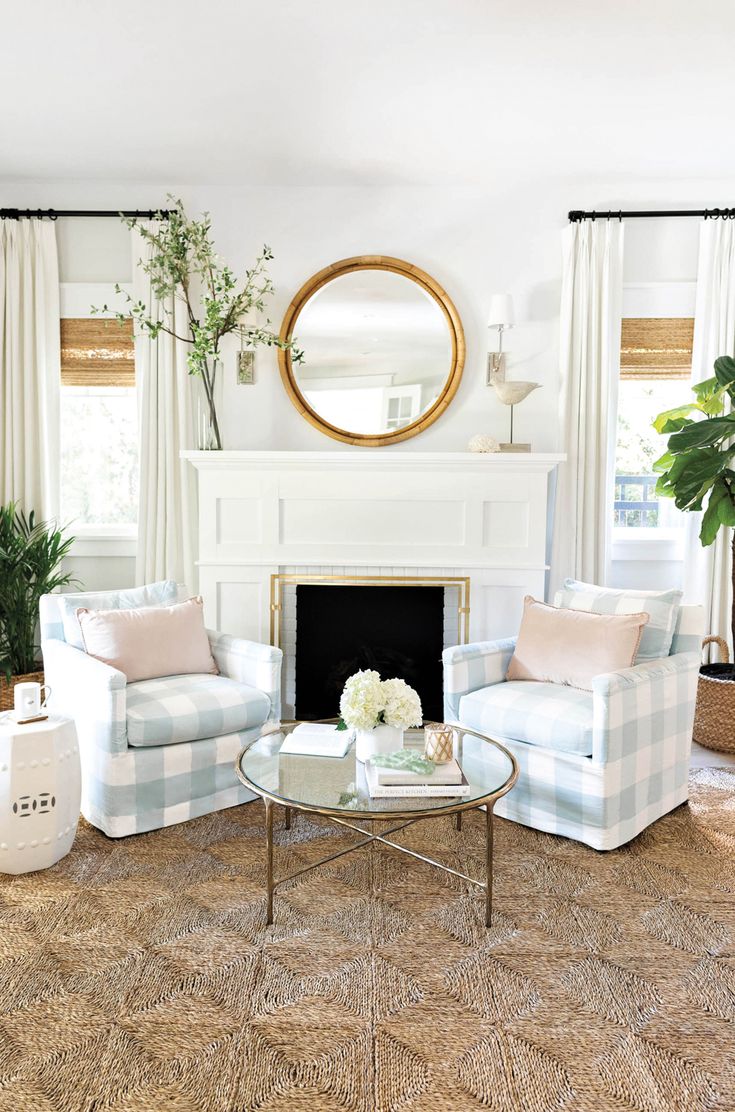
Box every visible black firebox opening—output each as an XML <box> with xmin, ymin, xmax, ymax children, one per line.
<box><xmin>294</xmin><ymin>585</ymin><xmax>444</xmax><ymax>722</ymax></box>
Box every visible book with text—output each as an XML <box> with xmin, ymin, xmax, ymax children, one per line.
<box><xmin>365</xmin><ymin>760</ymin><xmax>471</xmax><ymax>798</ymax></box>
<box><xmin>374</xmin><ymin>757</ymin><xmax>464</xmax><ymax>787</ymax></box>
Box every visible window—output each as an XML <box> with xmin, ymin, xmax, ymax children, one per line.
<box><xmin>614</xmin><ymin>318</ymin><xmax>692</xmax><ymax>532</ymax></box>
<box><xmin>59</xmin><ymin>318</ymin><xmax>138</xmax><ymax>528</ymax></box>
<box><xmin>383</xmin><ymin>386</ymin><xmax>421</xmax><ymax>430</ymax></box>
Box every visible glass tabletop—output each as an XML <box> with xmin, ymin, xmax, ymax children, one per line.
<box><xmin>237</xmin><ymin>723</ymin><xmax>517</xmax><ymax>818</ymax></box>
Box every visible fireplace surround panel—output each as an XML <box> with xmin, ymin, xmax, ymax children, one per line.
<box><xmin>184</xmin><ymin>450</ymin><xmax>564</xmax><ymax>714</ymax></box>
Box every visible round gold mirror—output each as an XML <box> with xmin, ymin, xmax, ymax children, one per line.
<box><xmin>278</xmin><ymin>256</ymin><xmax>465</xmax><ymax>446</ymax></box>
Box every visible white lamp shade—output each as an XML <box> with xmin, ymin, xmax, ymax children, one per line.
<box><xmin>487</xmin><ymin>294</ymin><xmax>515</xmax><ymax>329</ymax></box>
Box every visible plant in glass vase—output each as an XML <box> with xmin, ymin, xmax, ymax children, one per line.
<box><xmin>94</xmin><ymin>197</ymin><xmax>302</xmax><ymax>450</ymax></box>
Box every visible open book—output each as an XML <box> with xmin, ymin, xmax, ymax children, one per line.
<box><xmin>279</xmin><ymin>722</ymin><xmax>352</xmax><ymax>759</ymax></box>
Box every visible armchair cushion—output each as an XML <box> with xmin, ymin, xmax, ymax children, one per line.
<box><xmin>126</xmin><ymin>673</ymin><xmax>271</xmax><ymax>748</ymax></box>
<box><xmin>459</xmin><ymin>680</ymin><xmax>594</xmax><ymax>756</ymax></box>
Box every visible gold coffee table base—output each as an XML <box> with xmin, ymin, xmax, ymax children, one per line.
<box><xmin>263</xmin><ymin>799</ymin><xmax>496</xmax><ymax>927</ymax></box>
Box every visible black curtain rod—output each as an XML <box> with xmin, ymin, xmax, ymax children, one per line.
<box><xmin>569</xmin><ymin>207</ymin><xmax>735</xmax><ymax>222</ymax></box>
<box><xmin>0</xmin><ymin>208</ymin><xmax>172</xmax><ymax>220</ymax></box>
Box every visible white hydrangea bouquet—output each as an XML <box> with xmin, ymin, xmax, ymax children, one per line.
<box><xmin>339</xmin><ymin>669</ymin><xmax>423</xmax><ymax>763</ymax></box>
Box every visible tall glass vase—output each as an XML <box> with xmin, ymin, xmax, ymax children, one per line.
<box><xmin>196</xmin><ymin>359</ymin><xmax>223</xmax><ymax>450</ymax></box>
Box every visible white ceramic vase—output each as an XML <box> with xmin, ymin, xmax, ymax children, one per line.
<box><xmin>355</xmin><ymin>723</ymin><xmax>404</xmax><ymax>763</ymax></box>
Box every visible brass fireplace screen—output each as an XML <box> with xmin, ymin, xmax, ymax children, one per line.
<box><xmin>269</xmin><ymin>574</ymin><xmax>471</xmax><ymax>649</ymax></box>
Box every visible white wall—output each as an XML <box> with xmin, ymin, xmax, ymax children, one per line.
<box><xmin>13</xmin><ymin>177</ymin><xmax>721</xmax><ymax>451</ymax></box>
<box><xmin>63</xmin><ymin>551</ymin><xmax>136</xmax><ymax>593</ymax></box>
<box><xmin>45</xmin><ymin>183</ymin><xmax>565</xmax><ymax>454</ymax></box>
<box><xmin>5</xmin><ymin>176</ymin><xmax>722</xmax><ymax>595</ymax></box>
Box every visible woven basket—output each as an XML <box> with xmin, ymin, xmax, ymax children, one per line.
<box><xmin>693</xmin><ymin>636</ymin><xmax>735</xmax><ymax>753</ymax></box>
<box><xmin>0</xmin><ymin>671</ymin><xmax>45</xmax><ymax>713</ymax></box>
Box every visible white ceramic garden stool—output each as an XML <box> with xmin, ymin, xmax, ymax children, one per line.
<box><xmin>0</xmin><ymin>713</ymin><xmax>81</xmax><ymax>874</ymax></box>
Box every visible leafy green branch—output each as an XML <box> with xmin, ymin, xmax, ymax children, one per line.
<box><xmin>91</xmin><ymin>197</ymin><xmax>302</xmax><ymax>450</ymax></box>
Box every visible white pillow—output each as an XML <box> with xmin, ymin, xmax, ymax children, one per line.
<box><xmin>60</xmin><ymin>580</ymin><xmax>179</xmax><ymax>650</ymax></box>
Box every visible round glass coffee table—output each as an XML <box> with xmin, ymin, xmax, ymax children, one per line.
<box><xmin>235</xmin><ymin>722</ymin><xmax>518</xmax><ymax>927</ymax></box>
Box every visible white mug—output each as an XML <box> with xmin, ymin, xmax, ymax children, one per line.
<box><xmin>14</xmin><ymin>681</ymin><xmax>51</xmax><ymax>720</ymax></box>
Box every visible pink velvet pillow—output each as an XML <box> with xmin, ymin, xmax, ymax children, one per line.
<box><xmin>77</xmin><ymin>596</ymin><xmax>218</xmax><ymax>683</ymax></box>
<box><xmin>506</xmin><ymin>596</ymin><xmax>649</xmax><ymax>691</ymax></box>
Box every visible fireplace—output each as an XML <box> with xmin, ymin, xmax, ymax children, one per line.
<box><xmin>294</xmin><ymin>584</ymin><xmax>445</xmax><ymax>721</ymax></box>
<box><xmin>269</xmin><ymin>573</ymin><xmax>470</xmax><ymax>722</ymax></box>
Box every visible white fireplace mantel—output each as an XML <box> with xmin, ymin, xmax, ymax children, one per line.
<box><xmin>183</xmin><ymin>449</ymin><xmax>564</xmax><ymax>473</ymax></box>
<box><xmin>183</xmin><ymin>450</ymin><xmax>564</xmax><ymax>647</ymax></box>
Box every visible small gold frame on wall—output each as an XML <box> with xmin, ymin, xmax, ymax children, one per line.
<box><xmin>269</xmin><ymin>573</ymin><xmax>471</xmax><ymax>649</ymax></box>
<box><xmin>277</xmin><ymin>255</ymin><xmax>466</xmax><ymax>447</ymax></box>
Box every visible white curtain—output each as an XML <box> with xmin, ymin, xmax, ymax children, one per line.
<box><xmin>132</xmin><ymin>225</ymin><xmax>197</xmax><ymax>591</ymax></box>
<box><xmin>684</xmin><ymin>219</ymin><xmax>735</xmax><ymax>651</ymax></box>
<box><xmin>550</xmin><ymin>219</ymin><xmax>624</xmax><ymax>595</ymax></box>
<box><xmin>0</xmin><ymin>220</ymin><xmax>60</xmax><ymax>517</ymax></box>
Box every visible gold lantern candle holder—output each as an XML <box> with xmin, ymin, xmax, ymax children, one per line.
<box><xmin>424</xmin><ymin>722</ymin><xmax>456</xmax><ymax>764</ymax></box>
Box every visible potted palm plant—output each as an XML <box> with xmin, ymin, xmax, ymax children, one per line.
<box><xmin>653</xmin><ymin>354</ymin><xmax>735</xmax><ymax>750</ymax></box>
<box><xmin>0</xmin><ymin>504</ymin><xmax>76</xmax><ymax>709</ymax></box>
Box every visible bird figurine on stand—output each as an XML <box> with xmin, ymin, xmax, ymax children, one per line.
<box><xmin>486</xmin><ymin>294</ymin><xmax>541</xmax><ymax>451</ymax></box>
<box><xmin>491</xmin><ymin>380</ymin><xmax>541</xmax><ymax>451</ymax></box>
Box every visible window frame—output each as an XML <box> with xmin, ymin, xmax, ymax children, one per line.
<box><xmin>612</xmin><ymin>282</ymin><xmax>696</xmax><ymax>564</ymax></box>
<box><xmin>59</xmin><ymin>283</ymin><xmax>138</xmax><ymax>544</ymax></box>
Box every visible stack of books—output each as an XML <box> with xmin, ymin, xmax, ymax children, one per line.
<box><xmin>365</xmin><ymin>753</ymin><xmax>470</xmax><ymax>798</ymax></box>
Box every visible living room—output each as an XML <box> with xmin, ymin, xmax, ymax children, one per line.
<box><xmin>1</xmin><ymin>2</ymin><xmax>734</xmax><ymax>1109</ymax></box>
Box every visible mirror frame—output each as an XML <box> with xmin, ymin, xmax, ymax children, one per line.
<box><xmin>277</xmin><ymin>255</ymin><xmax>465</xmax><ymax>446</ymax></box>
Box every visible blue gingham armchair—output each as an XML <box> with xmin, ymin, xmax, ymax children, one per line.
<box><xmin>443</xmin><ymin>604</ymin><xmax>703</xmax><ymax>850</ymax></box>
<box><xmin>40</xmin><ymin>583</ymin><xmax>281</xmax><ymax>838</ymax></box>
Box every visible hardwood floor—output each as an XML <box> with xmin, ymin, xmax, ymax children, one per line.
<box><xmin>691</xmin><ymin>740</ymin><xmax>735</xmax><ymax>768</ymax></box>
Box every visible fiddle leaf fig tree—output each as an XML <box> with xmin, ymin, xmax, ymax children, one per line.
<box><xmin>653</xmin><ymin>355</ymin><xmax>735</xmax><ymax>649</ymax></box>
<box><xmin>93</xmin><ymin>197</ymin><xmax>302</xmax><ymax>450</ymax></box>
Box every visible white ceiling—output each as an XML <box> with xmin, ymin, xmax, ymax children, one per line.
<box><xmin>3</xmin><ymin>0</ymin><xmax>735</xmax><ymax>187</ymax></box>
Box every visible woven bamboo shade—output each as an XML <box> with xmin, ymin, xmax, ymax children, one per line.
<box><xmin>60</xmin><ymin>318</ymin><xmax>135</xmax><ymax>387</ymax></box>
<box><xmin>620</xmin><ymin>318</ymin><xmax>693</xmax><ymax>380</ymax></box>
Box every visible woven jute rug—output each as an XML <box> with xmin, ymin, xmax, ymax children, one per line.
<box><xmin>0</xmin><ymin>769</ymin><xmax>734</xmax><ymax>1111</ymax></box>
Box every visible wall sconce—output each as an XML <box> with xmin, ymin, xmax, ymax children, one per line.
<box><xmin>487</xmin><ymin>294</ymin><xmax>514</xmax><ymax>385</ymax></box>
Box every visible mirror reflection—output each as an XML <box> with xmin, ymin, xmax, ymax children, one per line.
<box><xmin>292</xmin><ymin>269</ymin><xmax>454</xmax><ymax>436</ymax></box>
